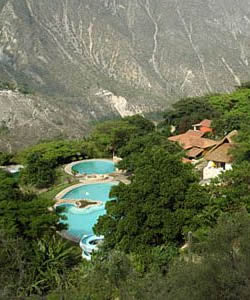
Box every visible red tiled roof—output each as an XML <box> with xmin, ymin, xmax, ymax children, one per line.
<box><xmin>204</xmin><ymin>130</ymin><xmax>238</xmax><ymax>163</ymax></box>
<box><xmin>168</xmin><ymin>130</ymin><xmax>204</xmax><ymax>143</ymax></box>
<box><xmin>193</xmin><ymin>119</ymin><xmax>212</xmax><ymax>128</ymax></box>
<box><xmin>187</xmin><ymin>147</ymin><xmax>204</xmax><ymax>158</ymax></box>
<box><xmin>184</xmin><ymin>137</ymin><xmax>217</xmax><ymax>150</ymax></box>
<box><xmin>200</xmin><ymin>127</ymin><xmax>213</xmax><ymax>133</ymax></box>
<box><xmin>205</xmin><ymin>143</ymin><xmax>233</xmax><ymax>163</ymax></box>
<box><xmin>186</xmin><ymin>130</ymin><xmax>205</xmax><ymax>137</ymax></box>
<box><xmin>182</xmin><ymin>157</ymin><xmax>192</xmax><ymax>164</ymax></box>
<box><xmin>169</xmin><ymin>131</ymin><xmax>217</xmax><ymax>150</ymax></box>
<box><xmin>200</xmin><ymin>119</ymin><xmax>212</xmax><ymax>128</ymax></box>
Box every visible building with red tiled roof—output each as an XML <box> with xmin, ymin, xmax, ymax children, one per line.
<box><xmin>168</xmin><ymin>129</ymin><xmax>217</xmax><ymax>160</ymax></box>
<box><xmin>186</xmin><ymin>147</ymin><xmax>204</xmax><ymax>159</ymax></box>
<box><xmin>203</xmin><ymin>130</ymin><xmax>238</xmax><ymax>180</ymax></box>
<box><xmin>168</xmin><ymin>130</ymin><xmax>204</xmax><ymax>147</ymax></box>
<box><xmin>186</xmin><ymin>130</ymin><xmax>205</xmax><ymax>137</ymax></box>
<box><xmin>182</xmin><ymin>157</ymin><xmax>192</xmax><ymax>164</ymax></box>
<box><xmin>169</xmin><ymin>130</ymin><xmax>216</xmax><ymax>150</ymax></box>
<box><xmin>192</xmin><ymin>119</ymin><xmax>213</xmax><ymax>133</ymax></box>
<box><xmin>205</xmin><ymin>130</ymin><xmax>237</xmax><ymax>166</ymax></box>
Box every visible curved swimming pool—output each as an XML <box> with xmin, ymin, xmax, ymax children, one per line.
<box><xmin>72</xmin><ymin>159</ymin><xmax>115</xmax><ymax>175</ymax></box>
<box><xmin>58</xmin><ymin>182</ymin><xmax>117</xmax><ymax>239</ymax></box>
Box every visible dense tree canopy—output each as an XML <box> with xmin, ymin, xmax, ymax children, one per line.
<box><xmin>89</xmin><ymin>115</ymin><xmax>155</xmax><ymax>156</ymax></box>
<box><xmin>0</xmin><ymin>169</ymin><xmax>80</xmax><ymax>297</ymax></box>
<box><xmin>118</xmin><ymin>132</ymin><xmax>182</xmax><ymax>172</ymax></box>
<box><xmin>163</xmin><ymin>96</ymin><xmax>219</xmax><ymax>134</ymax></box>
<box><xmin>232</xmin><ymin>124</ymin><xmax>250</xmax><ymax>163</ymax></box>
<box><xmin>163</xmin><ymin>86</ymin><xmax>250</xmax><ymax>137</ymax></box>
<box><xmin>0</xmin><ymin>169</ymin><xmax>63</xmax><ymax>239</ymax></box>
<box><xmin>193</xmin><ymin>162</ymin><xmax>250</xmax><ymax>237</ymax></box>
<box><xmin>2</xmin><ymin>84</ymin><xmax>250</xmax><ymax>298</ymax></box>
<box><xmin>95</xmin><ymin>147</ymin><xmax>207</xmax><ymax>254</ymax></box>
<box><xmin>0</xmin><ymin>151</ymin><xmax>13</xmax><ymax>165</ymax></box>
<box><xmin>123</xmin><ymin>115</ymin><xmax>155</xmax><ymax>135</ymax></box>
<box><xmin>90</xmin><ymin>120</ymin><xmax>136</xmax><ymax>156</ymax></box>
<box><xmin>18</xmin><ymin>139</ymin><xmax>101</xmax><ymax>188</ymax></box>
<box><xmin>0</xmin><ymin>230</ymin><xmax>81</xmax><ymax>298</ymax></box>
<box><xmin>165</xmin><ymin>212</ymin><xmax>250</xmax><ymax>300</ymax></box>
<box><xmin>20</xmin><ymin>151</ymin><xmax>57</xmax><ymax>188</ymax></box>
<box><xmin>210</xmin><ymin>88</ymin><xmax>250</xmax><ymax>136</ymax></box>
<box><xmin>17</xmin><ymin>139</ymin><xmax>95</xmax><ymax>165</ymax></box>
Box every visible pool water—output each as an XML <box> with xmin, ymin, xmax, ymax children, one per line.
<box><xmin>59</xmin><ymin>182</ymin><xmax>117</xmax><ymax>239</ymax></box>
<box><xmin>62</xmin><ymin>182</ymin><xmax>115</xmax><ymax>201</ymax></box>
<box><xmin>72</xmin><ymin>160</ymin><xmax>115</xmax><ymax>175</ymax></box>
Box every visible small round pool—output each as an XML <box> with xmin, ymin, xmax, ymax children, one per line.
<box><xmin>72</xmin><ymin>159</ymin><xmax>115</xmax><ymax>175</ymax></box>
<box><xmin>58</xmin><ymin>182</ymin><xmax>117</xmax><ymax>239</ymax></box>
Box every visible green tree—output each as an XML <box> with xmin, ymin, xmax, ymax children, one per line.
<box><xmin>166</xmin><ymin>212</ymin><xmax>250</xmax><ymax>300</ymax></box>
<box><xmin>18</xmin><ymin>139</ymin><xmax>101</xmax><ymax>188</ymax></box>
<box><xmin>20</xmin><ymin>151</ymin><xmax>56</xmax><ymax>188</ymax></box>
<box><xmin>0</xmin><ymin>169</ymin><xmax>80</xmax><ymax>298</ymax></box>
<box><xmin>0</xmin><ymin>169</ymin><xmax>63</xmax><ymax>239</ymax></box>
<box><xmin>213</xmin><ymin>111</ymin><xmax>250</xmax><ymax>137</ymax></box>
<box><xmin>118</xmin><ymin>132</ymin><xmax>182</xmax><ymax>172</ymax></box>
<box><xmin>210</xmin><ymin>88</ymin><xmax>250</xmax><ymax>136</ymax></box>
<box><xmin>95</xmin><ymin>147</ymin><xmax>206</xmax><ymax>254</ymax></box>
<box><xmin>236</xmin><ymin>81</ymin><xmax>250</xmax><ymax>89</ymax></box>
<box><xmin>163</xmin><ymin>96</ymin><xmax>219</xmax><ymax>134</ymax></box>
<box><xmin>123</xmin><ymin>115</ymin><xmax>155</xmax><ymax>135</ymax></box>
<box><xmin>0</xmin><ymin>228</ymin><xmax>32</xmax><ymax>298</ymax></box>
<box><xmin>0</xmin><ymin>228</ymin><xmax>81</xmax><ymax>298</ymax></box>
<box><xmin>232</xmin><ymin>124</ymin><xmax>250</xmax><ymax>163</ymax></box>
<box><xmin>90</xmin><ymin>116</ymin><xmax>155</xmax><ymax>157</ymax></box>
<box><xmin>46</xmin><ymin>213</ymin><xmax>250</xmax><ymax>300</ymax></box>
<box><xmin>0</xmin><ymin>151</ymin><xmax>13</xmax><ymax>165</ymax></box>
<box><xmin>194</xmin><ymin>162</ymin><xmax>250</xmax><ymax>234</ymax></box>
<box><xmin>27</xmin><ymin>235</ymin><xmax>81</xmax><ymax>296</ymax></box>
<box><xmin>17</xmin><ymin>139</ymin><xmax>92</xmax><ymax>166</ymax></box>
<box><xmin>90</xmin><ymin>120</ymin><xmax>138</xmax><ymax>156</ymax></box>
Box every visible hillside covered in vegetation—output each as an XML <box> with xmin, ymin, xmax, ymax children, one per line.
<box><xmin>0</xmin><ymin>0</ymin><xmax>250</xmax><ymax>150</ymax></box>
<box><xmin>1</xmin><ymin>84</ymin><xmax>250</xmax><ymax>299</ymax></box>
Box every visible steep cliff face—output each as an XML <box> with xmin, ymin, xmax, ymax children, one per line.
<box><xmin>0</xmin><ymin>0</ymin><xmax>250</xmax><ymax>150</ymax></box>
<box><xmin>0</xmin><ymin>90</ymin><xmax>119</xmax><ymax>151</ymax></box>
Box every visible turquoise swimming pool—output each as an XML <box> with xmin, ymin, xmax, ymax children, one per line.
<box><xmin>72</xmin><ymin>159</ymin><xmax>115</xmax><ymax>175</ymax></box>
<box><xmin>58</xmin><ymin>182</ymin><xmax>117</xmax><ymax>239</ymax></box>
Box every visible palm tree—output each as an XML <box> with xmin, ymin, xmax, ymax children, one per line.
<box><xmin>28</xmin><ymin>235</ymin><xmax>81</xmax><ymax>295</ymax></box>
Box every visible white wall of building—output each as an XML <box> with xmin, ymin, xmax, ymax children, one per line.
<box><xmin>203</xmin><ymin>161</ymin><xmax>232</xmax><ymax>180</ymax></box>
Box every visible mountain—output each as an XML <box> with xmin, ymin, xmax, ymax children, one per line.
<box><xmin>0</xmin><ymin>0</ymin><xmax>250</xmax><ymax>150</ymax></box>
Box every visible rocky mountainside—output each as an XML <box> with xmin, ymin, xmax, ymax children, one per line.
<box><xmin>0</xmin><ymin>0</ymin><xmax>250</xmax><ymax>150</ymax></box>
